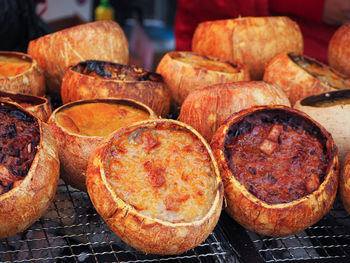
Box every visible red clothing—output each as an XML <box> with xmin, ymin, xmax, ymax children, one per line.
<box><xmin>175</xmin><ymin>0</ymin><xmax>339</xmax><ymax>64</ymax></box>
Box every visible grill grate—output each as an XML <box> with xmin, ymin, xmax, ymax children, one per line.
<box><xmin>220</xmin><ymin>194</ymin><xmax>350</xmax><ymax>263</ymax></box>
<box><xmin>0</xmin><ymin>180</ymin><xmax>239</xmax><ymax>263</ymax></box>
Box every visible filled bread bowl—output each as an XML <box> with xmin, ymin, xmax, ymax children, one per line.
<box><xmin>0</xmin><ymin>51</ymin><xmax>45</xmax><ymax>96</ymax></box>
<box><xmin>156</xmin><ymin>51</ymin><xmax>249</xmax><ymax>109</ymax></box>
<box><xmin>264</xmin><ymin>53</ymin><xmax>350</xmax><ymax>105</ymax></box>
<box><xmin>0</xmin><ymin>90</ymin><xmax>52</xmax><ymax>122</ymax></box>
<box><xmin>179</xmin><ymin>81</ymin><xmax>290</xmax><ymax>142</ymax></box>
<box><xmin>61</xmin><ymin>60</ymin><xmax>170</xmax><ymax>117</ymax></box>
<box><xmin>48</xmin><ymin>98</ymin><xmax>156</xmax><ymax>191</ymax></box>
<box><xmin>192</xmin><ymin>16</ymin><xmax>303</xmax><ymax>80</ymax></box>
<box><xmin>328</xmin><ymin>23</ymin><xmax>350</xmax><ymax>77</ymax></box>
<box><xmin>86</xmin><ymin>119</ymin><xmax>223</xmax><ymax>254</ymax></box>
<box><xmin>294</xmin><ymin>90</ymin><xmax>350</xmax><ymax>163</ymax></box>
<box><xmin>28</xmin><ymin>20</ymin><xmax>129</xmax><ymax>96</ymax></box>
<box><xmin>0</xmin><ymin>101</ymin><xmax>59</xmax><ymax>238</ymax></box>
<box><xmin>211</xmin><ymin>105</ymin><xmax>338</xmax><ymax>237</ymax></box>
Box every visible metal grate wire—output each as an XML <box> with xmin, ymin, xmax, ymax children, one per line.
<box><xmin>0</xmin><ymin>180</ymin><xmax>239</xmax><ymax>263</ymax></box>
<box><xmin>246</xmin><ymin>194</ymin><xmax>350</xmax><ymax>262</ymax></box>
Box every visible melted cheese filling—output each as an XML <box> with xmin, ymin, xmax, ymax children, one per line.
<box><xmin>173</xmin><ymin>53</ymin><xmax>239</xmax><ymax>73</ymax></box>
<box><xmin>56</xmin><ymin>103</ymin><xmax>150</xmax><ymax>137</ymax></box>
<box><xmin>0</xmin><ymin>56</ymin><xmax>31</xmax><ymax>78</ymax></box>
<box><xmin>104</xmin><ymin>126</ymin><xmax>216</xmax><ymax>222</ymax></box>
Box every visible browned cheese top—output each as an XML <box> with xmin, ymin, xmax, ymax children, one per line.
<box><xmin>290</xmin><ymin>54</ymin><xmax>349</xmax><ymax>90</ymax></box>
<box><xmin>104</xmin><ymin>123</ymin><xmax>216</xmax><ymax>222</ymax></box>
<box><xmin>75</xmin><ymin>60</ymin><xmax>162</xmax><ymax>82</ymax></box>
<box><xmin>226</xmin><ymin>115</ymin><xmax>328</xmax><ymax>204</ymax></box>
<box><xmin>172</xmin><ymin>52</ymin><xmax>240</xmax><ymax>73</ymax></box>
<box><xmin>0</xmin><ymin>104</ymin><xmax>39</xmax><ymax>195</ymax></box>
<box><xmin>0</xmin><ymin>55</ymin><xmax>31</xmax><ymax>78</ymax></box>
<box><xmin>56</xmin><ymin>102</ymin><xmax>150</xmax><ymax>137</ymax></box>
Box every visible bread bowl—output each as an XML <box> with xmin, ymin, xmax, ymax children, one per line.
<box><xmin>0</xmin><ymin>90</ymin><xmax>52</xmax><ymax>122</ymax></box>
<box><xmin>211</xmin><ymin>105</ymin><xmax>338</xmax><ymax>237</ymax></box>
<box><xmin>179</xmin><ymin>81</ymin><xmax>290</xmax><ymax>142</ymax></box>
<box><xmin>192</xmin><ymin>16</ymin><xmax>303</xmax><ymax>80</ymax></box>
<box><xmin>340</xmin><ymin>152</ymin><xmax>350</xmax><ymax>214</ymax></box>
<box><xmin>86</xmin><ymin>119</ymin><xmax>223</xmax><ymax>254</ymax></box>
<box><xmin>61</xmin><ymin>60</ymin><xmax>170</xmax><ymax>117</ymax></box>
<box><xmin>0</xmin><ymin>101</ymin><xmax>59</xmax><ymax>238</ymax></box>
<box><xmin>294</xmin><ymin>90</ymin><xmax>350</xmax><ymax>163</ymax></box>
<box><xmin>48</xmin><ymin>98</ymin><xmax>157</xmax><ymax>191</ymax></box>
<box><xmin>156</xmin><ymin>51</ymin><xmax>249</xmax><ymax>109</ymax></box>
<box><xmin>263</xmin><ymin>53</ymin><xmax>350</xmax><ymax>105</ymax></box>
<box><xmin>28</xmin><ymin>20</ymin><xmax>129</xmax><ymax>96</ymax></box>
<box><xmin>0</xmin><ymin>51</ymin><xmax>45</xmax><ymax>96</ymax></box>
<box><xmin>328</xmin><ymin>23</ymin><xmax>350</xmax><ymax>77</ymax></box>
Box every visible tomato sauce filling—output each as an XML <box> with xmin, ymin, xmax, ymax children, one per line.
<box><xmin>56</xmin><ymin>102</ymin><xmax>150</xmax><ymax>137</ymax></box>
<box><xmin>104</xmin><ymin>123</ymin><xmax>216</xmax><ymax>222</ymax></box>
<box><xmin>0</xmin><ymin>103</ymin><xmax>39</xmax><ymax>195</ymax></box>
<box><xmin>225</xmin><ymin>111</ymin><xmax>329</xmax><ymax>204</ymax></box>
<box><xmin>0</xmin><ymin>55</ymin><xmax>31</xmax><ymax>78</ymax></box>
<box><xmin>73</xmin><ymin>60</ymin><xmax>163</xmax><ymax>82</ymax></box>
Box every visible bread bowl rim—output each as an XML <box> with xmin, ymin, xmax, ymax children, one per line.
<box><xmin>163</xmin><ymin>51</ymin><xmax>247</xmax><ymax>76</ymax></box>
<box><xmin>213</xmin><ymin>104</ymin><xmax>337</xmax><ymax>209</ymax></box>
<box><xmin>0</xmin><ymin>51</ymin><xmax>38</xmax><ymax>80</ymax></box>
<box><xmin>50</xmin><ymin>98</ymin><xmax>158</xmax><ymax>139</ymax></box>
<box><xmin>90</xmin><ymin>118</ymin><xmax>223</xmax><ymax>226</ymax></box>
<box><xmin>67</xmin><ymin>60</ymin><xmax>164</xmax><ymax>84</ymax></box>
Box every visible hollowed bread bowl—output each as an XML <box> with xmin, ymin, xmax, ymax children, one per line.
<box><xmin>328</xmin><ymin>23</ymin><xmax>350</xmax><ymax>77</ymax></box>
<box><xmin>0</xmin><ymin>101</ymin><xmax>59</xmax><ymax>238</ymax></box>
<box><xmin>294</xmin><ymin>90</ymin><xmax>350</xmax><ymax>163</ymax></box>
<box><xmin>264</xmin><ymin>53</ymin><xmax>350</xmax><ymax>105</ymax></box>
<box><xmin>156</xmin><ymin>51</ymin><xmax>249</xmax><ymax>108</ymax></box>
<box><xmin>28</xmin><ymin>21</ymin><xmax>128</xmax><ymax>96</ymax></box>
<box><xmin>179</xmin><ymin>81</ymin><xmax>290</xmax><ymax>142</ymax></box>
<box><xmin>211</xmin><ymin>105</ymin><xmax>338</xmax><ymax>237</ymax></box>
<box><xmin>61</xmin><ymin>60</ymin><xmax>170</xmax><ymax>117</ymax></box>
<box><xmin>86</xmin><ymin>119</ymin><xmax>223</xmax><ymax>254</ymax></box>
<box><xmin>192</xmin><ymin>16</ymin><xmax>303</xmax><ymax>80</ymax></box>
<box><xmin>0</xmin><ymin>90</ymin><xmax>52</xmax><ymax>122</ymax></box>
<box><xmin>48</xmin><ymin>98</ymin><xmax>157</xmax><ymax>191</ymax></box>
<box><xmin>0</xmin><ymin>51</ymin><xmax>45</xmax><ymax>96</ymax></box>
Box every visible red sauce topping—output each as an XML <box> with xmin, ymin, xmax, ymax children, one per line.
<box><xmin>226</xmin><ymin>121</ymin><xmax>328</xmax><ymax>204</ymax></box>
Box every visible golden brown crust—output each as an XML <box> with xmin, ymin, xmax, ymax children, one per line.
<box><xmin>156</xmin><ymin>51</ymin><xmax>250</xmax><ymax>108</ymax></box>
<box><xmin>192</xmin><ymin>16</ymin><xmax>303</xmax><ymax>80</ymax></box>
<box><xmin>0</xmin><ymin>107</ymin><xmax>59</xmax><ymax>238</ymax></box>
<box><xmin>0</xmin><ymin>51</ymin><xmax>45</xmax><ymax>96</ymax></box>
<box><xmin>328</xmin><ymin>24</ymin><xmax>350</xmax><ymax>77</ymax></box>
<box><xmin>179</xmin><ymin>81</ymin><xmax>290</xmax><ymax>142</ymax></box>
<box><xmin>263</xmin><ymin>53</ymin><xmax>350</xmax><ymax>105</ymax></box>
<box><xmin>27</xmin><ymin>21</ymin><xmax>129</xmax><ymax>96</ymax></box>
<box><xmin>86</xmin><ymin>119</ymin><xmax>223</xmax><ymax>255</ymax></box>
<box><xmin>0</xmin><ymin>91</ymin><xmax>52</xmax><ymax>122</ymax></box>
<box><xmin>61</xmin><ymin>61</ymin><xmax>171</xmax><ymax>117</ymax></box>
<box><xmin>48</xmin><ymin>99</ymin><xmax>157</xmax><ymax>192</ymax></box>
<box><xmin>340</xmin><ymin>152</ymin><xmax>350</xmax><ymax>214</ymax></box>
<box><xmin>210</xmin><ymin>105</ymin><xmax>339</xmax><ymax>237</ymax></box>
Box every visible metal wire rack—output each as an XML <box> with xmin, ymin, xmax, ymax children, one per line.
<box><xmin>0</xmin><ymin>180</ymin><xmax>239</xmax><ymax>263</ymax></box>
<box><xmin>220</xmin><ymin>194</ymin><xmax>350</xmax><ymax>263</ymax></box>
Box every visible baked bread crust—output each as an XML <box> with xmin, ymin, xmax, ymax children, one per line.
<box><xmin>0</xmin><ymin>102</ymin><xmax>59</xmax><ymax>238</ymax></box>
<box><xmin>0</xmin><ymin>51</ymin><xmax>45</xmax><ymax>96</ymax></box>
<box><xmin>86</xmin><ymin>119</ymin><xmax>223</xmax><ymax>255</ymax></box>
<box><xmin>211</xmin><ymin>105</ymin><xmax>338</xmax><ymax>237</ymax></box>
<box><xmin>192</xmin><ymin>16</ymin><xmax>303</xmax><ymax>80</ymax></box>
<box><xmin>28</xmin><ymin>21</ymin><xmax>129</xmax><ymax>96</ymax></box>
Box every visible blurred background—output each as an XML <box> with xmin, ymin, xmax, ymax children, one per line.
<box><xmin>39</xmin><ymin>0</ymin><xmax>177</xmax><ymax>71</ymax></box>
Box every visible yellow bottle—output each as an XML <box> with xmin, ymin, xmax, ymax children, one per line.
<box><xmin>95</xmin><ymin>0</ymin><xmax>115</xmax><ymax>21</ymax></box>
